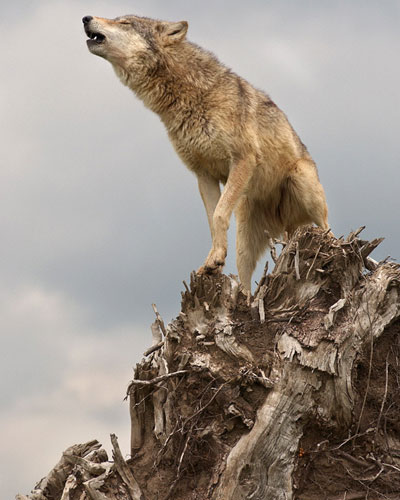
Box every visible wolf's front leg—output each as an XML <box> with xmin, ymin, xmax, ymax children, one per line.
<box><xmin>197</xmin><ymin>159</ymin><xmax>255</xmax><ymax>275</ymax></box>
<box><xmin>197</xmin><ymin>173</ymin><xmax>221</xmax><ymax>240</ymax></box>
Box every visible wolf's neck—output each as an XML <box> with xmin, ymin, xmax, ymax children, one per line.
<box><xmin>115</xmin><ymin>41</ymin><xmax>224</xmax><ymax>120</ymax></box>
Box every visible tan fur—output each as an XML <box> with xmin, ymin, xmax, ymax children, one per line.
<box><xmin>83</xmin><ymin>14</ymin><xmax>329</xmax><ymax>291</ymax></box>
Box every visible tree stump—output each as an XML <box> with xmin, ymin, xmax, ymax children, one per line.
<box><xmin>17</xmin><ymin>227</ymin><xmax>400</xmax><ymax>500</ymax></box>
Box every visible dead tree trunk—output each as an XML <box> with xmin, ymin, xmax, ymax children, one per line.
<box><xmin>17</xmin><ymin>227</ymin><xmax>400</xmax><ymax>500</ymax></box>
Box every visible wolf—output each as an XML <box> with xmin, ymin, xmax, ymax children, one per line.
<box><xmin>82</xmin><ymin>14</ymin><xmax>329</xmax><ymax>292</ymax></box>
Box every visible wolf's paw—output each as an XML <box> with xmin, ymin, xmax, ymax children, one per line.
<box><xmin>197</xmin><ymin>247</ymin><xmax>226</xmax><ymax>275</ymax></box>
<box><xmin>197</xmin><ymin>262</ymin><xmax>223</xmax><ymax>275</ymax></box>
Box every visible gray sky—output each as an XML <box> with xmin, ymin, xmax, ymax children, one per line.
<box><xmin>1</xmin><ymin>1</ymin><xmax>399</xmax><ymax>497</ymax></box>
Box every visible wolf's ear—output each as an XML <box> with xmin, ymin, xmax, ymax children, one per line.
<box><xmin>159</xmin><ymin>21</ymin><xmax>188</xmax><ymax>45</ymax></box>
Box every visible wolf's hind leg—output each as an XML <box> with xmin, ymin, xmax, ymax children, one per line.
<box><xmin>235</xmin><ymin>197</ymin><xmax>270</xmax><ymax>293</ymax></box>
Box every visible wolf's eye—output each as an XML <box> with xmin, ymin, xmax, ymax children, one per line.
<box><xmin>119</xmin><ymin>20</ymin><xmax>131</xmax><ymax>25</ymax></box>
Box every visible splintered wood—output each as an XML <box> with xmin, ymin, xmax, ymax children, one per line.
<box><xmin>17</xmin><ymin>226</ymin><xmax>400</xmax><ymax>500</ymax></box>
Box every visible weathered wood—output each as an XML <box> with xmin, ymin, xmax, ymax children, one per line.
<box><xmin>60</xmin><ymin>476</ymin><xmax>78</xmax><ymax>500</ymax></box>
<box><xmin>111</xmin><ymin>434</ymin><xmax>143</xmax><ymax>500</ymax></box>
<box><xmin>214</xmin><ymin>366</ymin><xmax>319</xmax><ymax>500</ymax></box>
<box><xmin>16</xmin><ymin>226</ymin><xmax>400</xmax><ymax>500</ymax></box>
<box><xmin>126</xmin><ymin>226</ymin><xmax>400</xmax><ymax>500</ymax></box>
<box><xmin>16</xmin><ymin>440</ymin><xmax>102</xmax><ymax>500</ymax></box>
<box><xmin>127</xmin><ymin>370</ymin><xmax>189</xmax><ymax>388</ymax></box>
<box><xmin>213</xmin><ymin>248</ymin><xmax>400</xmax><ymax>498</ymax></box>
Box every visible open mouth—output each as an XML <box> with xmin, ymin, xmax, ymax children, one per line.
<box><xmin>85</xmin><ymin>27</ymin><xmax>106</xmax><ymax>44</ymax></box>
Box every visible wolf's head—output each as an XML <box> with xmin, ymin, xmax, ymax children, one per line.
<box><xmin>82</xmin><ymin>15</ymin><xmax>188</xmax><ymax>68</ymax></box>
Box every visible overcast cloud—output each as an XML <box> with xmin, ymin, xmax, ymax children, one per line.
<box><xmin>1</xmin><ymin>1</ymin><xmax>399</xmax><ymax>497</ymax></box>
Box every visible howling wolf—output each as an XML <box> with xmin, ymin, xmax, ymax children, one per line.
<box><xmin>82</xmin><ymin>14</ymin><xmax>329</xmax><ymax>292</ymax></box>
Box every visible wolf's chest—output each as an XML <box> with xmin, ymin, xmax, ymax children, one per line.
<box><xmin>167</xmin><ymin>122</ymin><xmax>231</xmax><ymax>179</ymax></box>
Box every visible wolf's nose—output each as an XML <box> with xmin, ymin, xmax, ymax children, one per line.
<box><xmin>82</xmin><ymin>16</ymin><xmax>93</xmax><ymax>25</ymax></box>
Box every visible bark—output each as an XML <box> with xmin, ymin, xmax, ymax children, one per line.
<box><xmin>17</xmin><ymin>226</ymin><xmax>400</xmax><ymax>500</ymax></box>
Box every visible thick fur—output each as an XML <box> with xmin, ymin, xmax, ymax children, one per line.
<box><xmin>83</xmin><ymin>14</ymin><xmax>329</xmax><ymax>291</ymax></box>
